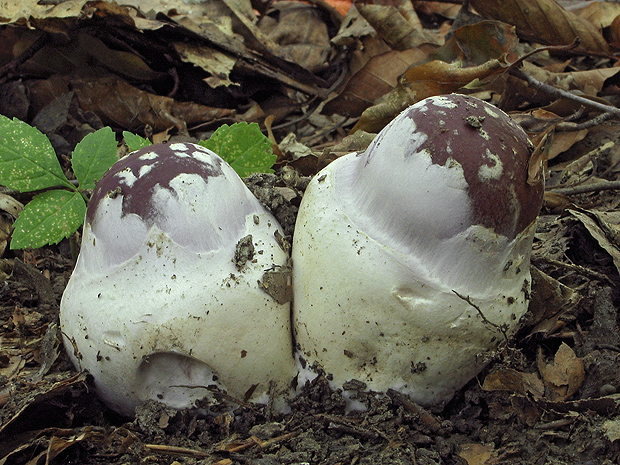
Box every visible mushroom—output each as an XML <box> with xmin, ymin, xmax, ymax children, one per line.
<box><xmin>60</xmin><ymin>142</ymin><xmax>295</xmax><ymax>416</ymax></box>
<box><xmin>291</xmin><ymin>94</ymin><xmax>544</xmax><ymax>406</ymax></box>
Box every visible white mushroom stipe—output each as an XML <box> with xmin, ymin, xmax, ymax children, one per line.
<box><xmin>60</xmin><ymin>142</ymin><xmax>295</xmax><ymax>416</ymax></box>
<box><xmin>291</xmin><ymin>94</ymin><xmax>544</xmax><ymax>407</ymax></box>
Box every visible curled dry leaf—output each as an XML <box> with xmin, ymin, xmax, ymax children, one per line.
<box><xmin>469</xmin><ymin>0</ymin><xmax>610</xmax><ymax>54</ymax></box>
<box><xmin>567</xmin><ymin>207</ymin><xmax>620</xmax><ymax>276</ymax></box>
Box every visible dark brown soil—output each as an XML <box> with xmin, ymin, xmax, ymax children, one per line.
<box><xmin>2</xmin><ymin>179</ymin><xmax>620</xmax><ymax>465</ymax></box>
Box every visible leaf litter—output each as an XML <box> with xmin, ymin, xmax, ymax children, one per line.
<box><xmin>2</xmin><ymin>0</ymin><xmax>620</xmax><ymax>463</ymax></box>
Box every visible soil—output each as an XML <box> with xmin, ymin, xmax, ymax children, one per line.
<box><xmin>2</xmin><ymin>173</ymin><xmax>620</xmax><ymax>465</ymax></box>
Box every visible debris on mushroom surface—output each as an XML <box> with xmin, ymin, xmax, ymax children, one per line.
<box><xmin>291</xmin><ymin>94</ymin><xmax>544</xmax><ymax>407</ymax></box>
<box><xmin>60</xmin><ymin>142</ymin><xmax>295</xmax><ymax>417</ymax></box>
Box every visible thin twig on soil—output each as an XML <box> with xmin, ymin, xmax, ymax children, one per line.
<box><xmin>509</xmin><ymin>68</ymin><xmax>620</xmax><ymax>119</ymax></box>
<box><xmin>549</xmin><ymin>180</ymin><xmax>620</xmax><ymax>196</ymax></box>
<box><xmin>555</xmin><ymin>111</ymin><xmax>617</xmax><ymax>132</ymax></box>
<box><xmin>535</xmin><ymin>256</ymin><xmax>615</xmax><ymax>286</ymax></box>
<box><xmin>143</xmin><ymin>444</ymin><xmax>211</xmax><ymax>458</ymax></box>
<box><xmin>452</xmin><ymin>291</ymin><xmax>509</xmax><ymax>343</ymax></box>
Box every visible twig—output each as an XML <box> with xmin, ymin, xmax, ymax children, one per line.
<box><xmin>452</xmin><ymin>291</ymin><xmax>509</xmax><ymax>343</ymax></box>
<box><xmin>549</xmin><ymin>180</ymin><xmax>620</xmax><ymax>196</ymax></box>
<box><xmin>386</xmin><ymin>389</ymin><xmax>442</xmax><ymax>434</ymax></box>
<box><xmin>534</xmin><ymin>256</ymin><xmax>614</xmax><ymax>286</ymax></box>
<box><xmin>508</xmin><ymin>40</ymin><xmax>581</xmax><ymax>72</ymax></box>
<box><xmin>144</xmin><ymin>444</ymin><xmax>211</xmax><ymax>458</ymax></box>
<box><xmin>554</xmin><ymin>111</ymin><xmax>617</xmax><ymax>131</ymax></box>
<box><xmin>509</xmin><ymin>68</ymin><xmax>620</xmax><ymax>118</ymax></box>
<box><xmin>595</xmin><ymin>343</ymin><xmax>620</xmax><ymax>353</ymax></box>
<box><xmin>0</xmin><ymin>32</ymin><xmax>50</xmax><ymax>83</ymax></box>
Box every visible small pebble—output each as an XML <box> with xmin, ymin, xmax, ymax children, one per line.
<box><xmin>599</xmin><ymin>384</ymin><xmax>616</xmax><ymax>396</ymax></box>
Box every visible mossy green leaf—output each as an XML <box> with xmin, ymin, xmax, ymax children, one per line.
<box><xmin>11</xmin><ymin>190</ymin><xmax>86</xmax><ymax>249</ymax></box>
<box><xmin>0</xmin><ymin>115</ymin><xmax>73</xmax><ymax>191</ymax></box>
<box><xmin>200</xmin><ymin>122</ymin><xmax>275</xmax><ymax>177</ymax></box>
<box><xmin>72</xmin><ymin>127</ymin><xmax>118</xmax><ymax>190</ymax></box>
<box><xmin>123</xmin><ymin>131</ymin><xmax>151</xmax><ymax>152</ymax></box>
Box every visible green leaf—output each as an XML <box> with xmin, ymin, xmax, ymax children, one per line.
<box><xmin>72</xmin><ymin>127</ymin><xmax>118</xmax><ymax>190</ymax></box>
<box><xmin>0</xmin><ymin>115</ymin><xmax>73</xmax><ymax>192</ymax></box>
<box><xmin>123</xmin><ymin>131</ymin><xmax>151</xmax><ymax>152</ymax></box>
<box><xmin>200</xmin><ymin>122</ymin><xmax>275</xmax><ymax>177</ymax></box>
<box><xmin>11</xmin><ymin>190</ymin><xmax>86</xmax><ymax>249</ymax></box>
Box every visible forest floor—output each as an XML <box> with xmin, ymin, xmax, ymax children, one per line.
<box><xmin>3</xmin><ymin>0</ymin><xmax>620</xmax><ymax>464</ymax></box>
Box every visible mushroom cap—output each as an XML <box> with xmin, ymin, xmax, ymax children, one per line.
<box><xmin>61</xmin><ymin>142</ymin><xmax>295</xmax><ymax>416</ymax></box>
<box><xmin>332</xmin><ymin>94</ymin><xmax>543</xmax><ymax>290</ymax></box>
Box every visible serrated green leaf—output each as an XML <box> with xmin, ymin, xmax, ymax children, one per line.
<box><xmin>0</xmin><ymin>115</ymin><xmax>73</xmax><ymax>192</ymax></box>
<box><xmin>72</xmin><ymin>127</ymin><xmax>118</xmax><ymax>190</ymax></box>
<box><xmin>11</xmin><ymin>190</ymin><xmax>86</xmax><ymax>249</ymax></box>
<box><xmin>200</xmin><ymin>122</ymin><xmax>275</xmax><ymax>177</ymax></box>
<box><xmin>123</xmin><ymin>131</ymin><xmax>151</xmax><ymax>152</ymax></box>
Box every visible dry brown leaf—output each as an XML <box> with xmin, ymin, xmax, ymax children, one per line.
<box><xmin>518</xmin><ymin>61</ymin><xmax>619</xmax><ymax>96</ymax></box>
<box><xmin>413</xmin><ymin>1</ymin><xmax>461</xmax><ymax>19</ymax></box>
<box><xmin>482</xmin><ymin>367</ymin><xmax>545</xmax><ymax>398</ymax></box>
<box><xmin>69</xmin><ymin>74</ymin><xmax>236</xmax><ymax>134</ymax></box>
<box><xmin>348</xmin><ymin>81</ymin><xmax>417</xmax><ymax>134</ymax></box>
<box><xmin>260</xmin><ymin>2</ymin><xmax>332</xmax><ymax>72</ymax></box>
<box><xmin>399</xmin><ymin>59</ymin><xmax>508</xmax><ymax>95</ymax></box>
<box><xmin>0</xmin><ymin>0</ymin><xmax>88</xmax><ymax>25</ymax></box>
<box><xmin>351</xmin><ymin>58</ymin><xmax>507</xmax><ymax>133</ymax></box>
<box><xmin>323</xmin><ymin>48</ymin><xmax>428</xmax><ymax>117</ymax></box>
<box><xmin>567</xmin><ymin>207</ymin><xmax>620</xmax><ymax>276</ymax></box>
<box><xmin>459</xmin><ymin>443</ymin><xmax>497</xmax><ymax>465</ymax></box>
<box><xmin>573</xmin><ymin>1</ymin><xmax>620</xmax><ymax>30</ymax></box>
<box><xmin>544</xmin><ymin>191</ymin><xmax>571</xmax><ymax>212</ymax></box>
<box><xmin>433</xmin><ymin>20</ymin><xmax>520</xmax><ymax>66</ymax></box>
<box><xmin>537</xmin><ymin>342</ymin><xmax>585</xmax><ymax>401</ymax></box>
<box><xmin>548</xmin><ymin>129</ymin><xmax>588</xmax><ymax>159</ymax></box>
<box><xmin>398</xmin><ymin>0</ymin><xmax>424</xmax><ymax>31</ymax></box>
<box><xmin>611</xmin><ymin>14</ymin><xmax>620</xmax><ymax>47</ymax></box>
<box><xmin>174</xmin><ymin>42</ymin><xmax>237</xmax><ymax>88</ymax></box>
<box><xmin>527</xmin><ymin>267</ymin><xmax>581</xmax><ymax>338</ymax></box>
<box><xmin>470</xmin><ymin>0</ymin><xmax>610</xmax><ymax>54</ymax></box>
<box><xmin>602</xmin><ymin>419</ymin><xmax>620</xmax><ymax>443</ymax></box>
<box><xmin>46</xmin><ymin>427</ymin><xmax>105</xmax><ymax>463</ymax></box>
<box><xmin>359</xmin><ymin>4</ymin><xmax>438</xmax><ymax>51</ymax></box>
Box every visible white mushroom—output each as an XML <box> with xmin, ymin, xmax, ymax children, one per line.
<box><xmin>60</xmin><ymin>142</ymin><xmax>295</xmax><ymax>416</ymax></box>
<box><xmin>292</xmin><ymin>94</ymin><xmax>544</xmax><ymax>406</ymax></box>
